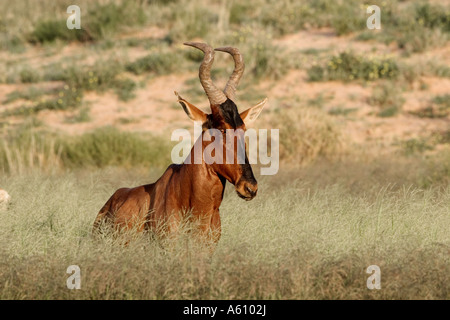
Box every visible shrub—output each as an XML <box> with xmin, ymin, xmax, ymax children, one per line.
<box><xmin>410</xmin><ymin>94</ymin><xmax>450</xmax><ymax>118</ymax></box>
<box><xmin>126</xmin><ymin>51</ymin><xmax>181</xmax><ymax>75</ymax></box>
<box><xmin>221</xmin><ymin>27</ymin><xmax>296</xmax><ymax>82</ymax></box>
<box><xmin>60</xmin><ymin>127</ymin><xmax>172</xmax><ymax>168</ymax></box>
<box><xmin>269</xmin><ymin>106</ymin><xmax>344</xmax><ymax>165</ymax></box>
<box><xmin>164</xmin><ymin>6</ymin><xmax>217</xmax><ymax>43</ymax></box>
<box><xmin>84</xmin><ymin>1</ymin><xmax>146</xmax><ymax>41</ymax></box>
<box><xmin>61</xmin><ymin>61</ymin><xmax>124</xmax><ymax>91</ymax></box>
<box><xmin>0</xmin><ymin>124</ymin><xmax>61</xmax><ymax>174</ymax></box>
<box><xmin>29</xmin><ymin>2</ymin><xmax>146</xmax><ymax>44</ymax></box>
<box><xmin>114</xmin><ymin>78</ymin><xmax>137</xmax><ymax>101</ymax></box>
<box><xmin>331</xmin><ymin>2</ymin><xmax>365</xmax><ymax>36</ymax></box>
<box><xmin>3</xmin><ymin>86</ymin><xmax>47</xmax><ymax>104</ymax></box>
<box><xmin>30</xmin><ymin>19</ymin><xmax>90</xmax><ymax>43</ymax></box>
<box><xmin>65</xmin><ymin>106</ymin><xmax>92</xmax><ymax>124</ymax></box>
<box><xmin>258</xmin><ymin>1</ymin><xmax>313</xmax><ymax>36</ymax></box>
<box><xmin>3</xmin><ymin>84</ymin><xmax>83</xmax><ymax>116</ymax></box>
<box><xmin>308</xmin><ymin>52</ymin><xmax>399</xmax><ymax>82</ymax></box>
<box><xmin>357</xmin><ymin>2</ymin><xmax>450</xmax><ymax>53</ymax></box>
<box><xmin>19</xmin><ymin>68</ymin><xmax>41</xmax><ymax>83</ymax></box>
<box><xmin>0</xmin><ymin>126</ymin><xmax>174</xmax><ymax>173</ymax></box>
<box><xmin>415</xmin><ymin>3</ymin><xmax>450</xmax><ymax>32</ymax></box>
<box><xmin>432</xmin><ymin>94</ymin><xmax>450</xmax><ymax>109</ymax></box>
<box><xmin>396</xmin><ymin>26</ymin><xmax>448</xmax><ymax>54</ymax></box>
<box><xmin>400</xmin><ymin>138</ymin><xmax>434</xmax><ymax>156</ymax></box>
<box><xmin>368</xmin><ymin>82</ymin><xmax>404</xmax><ymax>118</ymax></box>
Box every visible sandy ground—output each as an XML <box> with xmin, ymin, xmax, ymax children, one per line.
<box><xmin>1</xmin><ymin>27</ymin><xmax>449</xmax><ymax>152</ymax></box>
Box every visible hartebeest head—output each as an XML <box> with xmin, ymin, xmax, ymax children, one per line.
<box><xmin>176</xmin><ymin>42</ymin><xmax>267</xmax><ymax>201</ymax></box>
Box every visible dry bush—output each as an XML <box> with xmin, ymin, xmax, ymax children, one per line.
<box><xmin>267</xmin><ymin>106</ymin><xmax>345</xmax><ymax>165</ymax></box>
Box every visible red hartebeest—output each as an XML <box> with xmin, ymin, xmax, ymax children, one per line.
<box><xmin>92</xmin><ymin>42</ymin><xmax>267</xmax><ymax>244</ymax></box>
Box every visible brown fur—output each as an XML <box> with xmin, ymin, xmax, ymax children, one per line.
<box><xmin>93</xmin><ymin>43</ymin><xmax>267</xmax><ymax>244</ymax></box>
<box><xmin>92</xmin><ymin>103</ymin><xmax>258</xmax><ymax>244</ymax></box>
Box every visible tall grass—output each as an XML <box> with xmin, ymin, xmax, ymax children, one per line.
<box><xmin>0</xmin><ymin>125</ymin><xmax>173</xmax><ymax>174</ymax></box>
<box><xmin>61</xmin><ymin>127</ymin><xmax>172</xmax><ymax>168</ymax></box>
<box><xmin>0</xmin><ymin>165</ymin><xmax>448</xmax><ymax>299</ymax></box>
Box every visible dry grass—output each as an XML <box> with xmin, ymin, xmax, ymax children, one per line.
<box><xmin>0</xmin><ymin>162</ymin><xmax>448</xmax><ymax>299</ymax></box>
<box><xmin>267</xmin><ymin>105</ymin><xmax>345</xmax><ymax>165</ymax></box>
<box><xmin>1</xmin><ymin>0</ymin><xmax>450</xmax><ymax>300</ymax></box>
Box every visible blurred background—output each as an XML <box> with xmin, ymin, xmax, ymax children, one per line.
<box><xmin>0</xmin><ymin>0</ymin><xmax>449</xmax><ymax>299</ymax></box>
<box><xmin>0</xmin><ymin>0</ymin><xmax>448</xmax><ymax>178</ymax></box>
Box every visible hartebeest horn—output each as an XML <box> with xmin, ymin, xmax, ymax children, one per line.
<box><xmin>215</xmin><ymin>46</ymin><xmax>245</xmax><ymax>102</ymax></box>
<box><xmin>184</xmin><ymin>42</ymin><xmax>227</xmax><ymax>106</ymax></box>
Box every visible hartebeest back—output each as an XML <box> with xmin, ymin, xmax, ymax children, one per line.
<box><xmin>92</xmin><ymin>42</ymin><xmax>267</xmax><ymax>243</ymax></box>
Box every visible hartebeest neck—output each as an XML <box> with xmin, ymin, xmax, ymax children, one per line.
<box><xmin>176</xmin><ymin>160</ymin><xmax>226</xmax><ymax>213</ymax></box>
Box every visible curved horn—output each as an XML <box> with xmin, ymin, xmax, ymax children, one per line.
<box><xmin>215</xmin><ymin>46</ymin><xmax>245</xmax><ymax>102</ymax></box>
<box><xmin>184</xmin><ymin>42</ymin><xmax>227</xmax><ymax>106</ymax></box>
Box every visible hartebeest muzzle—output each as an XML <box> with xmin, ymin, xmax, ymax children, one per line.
<box><xmin>236</xmin><ymin>178</ymin><xmax>258</xmax><ymax>201</ymax></box>
<box><xmin>234</xmin><ymin>156</ymin><xmax>258</xmax><ymax>200</ymax></box>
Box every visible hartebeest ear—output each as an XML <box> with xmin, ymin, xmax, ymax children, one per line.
<box><xmin>174</xmin><ymin>91</ymin><xmax>208</xmax><ymax>123</ymax></box>
<box><xmin>240</xmin><ymin>98</ymin><xmax>267</xmax><ymax>126</ymax></box>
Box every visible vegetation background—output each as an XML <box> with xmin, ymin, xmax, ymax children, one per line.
<box><xmin>0</xmin><ymin>0</ymin><xmax>449</xmax><ymax>299</ymax></box>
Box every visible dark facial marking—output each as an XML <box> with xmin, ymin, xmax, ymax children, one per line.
<box><xmin>219</xmin><ymin>99</ymin><xmax>255</xmax><ymax>183</ymax></box>
<box><xmin>218</xmin><ymin>99</ymin><xmax>244</xmax><ymax>129</ymax></box>
<box><xmin>203</xmin><ymin>114</ymin><xmax>214</xmax><ymax>130</ymax></box>
<box><xmin>241</xmin><ymin>152</ymin><xmax>257</xmax><ymax>185</ymax></box>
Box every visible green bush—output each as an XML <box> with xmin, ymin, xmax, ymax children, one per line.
<box><xmin>368</xmin><ymin>82</ymin><xmax>404</xmax><ymax>117</ymax></box>
<box><xmin>222</xmin><ymin>27</ymin><xmax>296</xmax><ymax>82</ymax></box>
<box><xmin>432</xmin><ymin>94</ymin><xmax>450</xmax><ymax>109</ymax></box>
<box><xmin>3</xmin><ymin>86</ymin><xmax>47</xmax><ymax>104</ymax></box>
<box><xmin>29</xmin><ymin>2</ymin><xmax>146</xmax><ymax>44</ymax></box>
<box><xmin>308</xmin><ymin>52</ymin><xmax>399</xmax><ymax>82</ymax></box>
<box><xmin>60</xmin><ymin>127</ymin><xmax>172</xmax><ymax>168</ymax></box>
<box><xmin>59</xmin><ymin>61</ymin><xmax>124</xmax><ymax>91</ymax></box>
<box><xmin>400</xmin><ymin>138</ymin><xmax>434</xmax><ymax>156</ymax></box>
<box><xmin>19</xmin><ymin>68</ymin><xmax>41</xmax><ymax>83</ymax></box>
<box><xmin>5</xmin><ymin>84</ymin><xmax>83</xmax><ymax>116</ymax></box>
<box><xmin>331</xmin><ymin>2</ymin><xmax>365</xmax><ymax>36</ymax></box>
<box><xmin>257</xmin><ymin>0</ymin><xmax>344</xmax><ymax>36</ymax></box>
<box><xmin>357</xmin><ymin>2</ymin><xmax>450</xmax><ymax>53</ymax></box>
<box><xmin>114</xmin><ymin>78</ymin><xmax>137</xmax><ymax>101</ymax></box>
<box><xmin>258</xmin><ymin>1</ymin><xmax>313</xmax><ymax>36</ymax></box>
<box><xmin>269</xmin><ymin>106</ymin><xmax>344</xmax><ymax>165</ymax></box>
<box><xmin>164</xmin><ymin>6</ymin><xmax>217</xmax><ymax>43</ymax></box>
<box><xmin>415</xmin><ymin>3</ymin><xmax>450</xmax><ymax>32</ymax></box>
<box><xmin>0</xmin><ymin>126</ymin><xmax>173</xmax><ymax>173</ymax></box>
<box><xmin>85</xmin><ymin>1</ymin><xmax>146</xmax><ymax>40</ymax></box>
<box><xmin>410</xmin><ymin>94</ymin><xmax>450</xmax><ymax>118</ymax></box>
<box><xmin>65</xmin><ymin>106</ymin><xmax>92</xmax><ymax>124</ymax></box>
<box><xmin>30</xmin><ymin>19</ymin><xmax>90</xmax><ymax>43</ymax></box>
<box><xmin>126</xmin><ymin>51</ymin><xmax>181</xmax><ymax>75</ymax></box>
<box><xmin>0</xmin><ymin>123</ymin><xmax>61</xmax><ymax>174</ymax></box>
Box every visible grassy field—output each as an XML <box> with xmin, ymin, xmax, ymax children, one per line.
<box><xmin>0</xmin><ymin>0</ymin><xmax>449</xmax><ymax>299</ymax></box>
<box><xmin>0</xmin><ymin>162</ymin><xmax>448</xmax><ymax>299</ymax></box>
